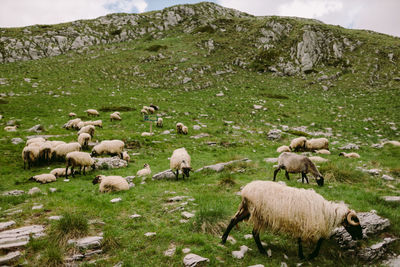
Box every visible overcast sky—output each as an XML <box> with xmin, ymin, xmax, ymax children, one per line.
<box><xmin>0</xmin><ymin>0</ymin><xmax>399</xmax><ymax>37</ymax></box>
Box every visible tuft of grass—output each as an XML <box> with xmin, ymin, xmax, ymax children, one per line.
<box><xmin>193</xmin><ymin>25</ymin><xmax>215</xmax><ymax>34</ymax></box>
<box><xmin>99</xmin><ymin>106</ymin><xmax>136</xmax><ymax>112</ymax></box>
<box><xmin>53</xmin><ymin>212</ymin><xmax>88</xmax><ymax>240</ymax></box>
<box><xmin>145</xmin><ymin>44</ymin><xmax>167</xmax><ymax>52</ymax></box>
<box><xmin>319</xmin><ymin>162</ymin><xmax>367</xmax><ymax>183</ymax></box>
<box><xmin>39</xmin><ymin>245</ymin><xmax>64</xmax><ymax>266</ymax></box>
<box><xmin>286</xmin><ymin>129</ymin><xmax>311</xmax><ymax>137</ymax></box>
<box><xmin>218</xmin><ymin>175</ymin><xmax>236</xmax><ymax>187</ymax></box>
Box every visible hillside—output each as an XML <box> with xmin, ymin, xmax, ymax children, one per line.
<box><xmin>0</xmin><ymin>2</ymin><xmax>399</xmax><ymax>266</ymax></box>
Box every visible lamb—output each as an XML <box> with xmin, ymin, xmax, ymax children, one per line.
<box><xmin>91</xmin><ymin>140</ymin><xmax>124</xmax><ymax>158</ymax></box>
<box><xmin>221</xmin><ymin>180</ymin><xmax>362</xmax><ymax>260</ymax></box>
<box><xmin>339</xmin><ymin>152</ymin><xmax>360</xmax><ymax>158</ymax></box>
<box><xmin>65</xmin><ymin>151</ymin><xmax>95</xmax><ymax>178</ymax></box>
<box><xmin>69</xmin><ymin>112</ymin><xmax>77</xmax><ymax>117</ymax></box>
<box><xmin>78</xmin><ymin>133</ymin><xmax>91</xmax><ymax>149</ymax></box>
<box><xmin>92</xmin><ymin>175</ymin><xmax>129</xmax><ymax>193</ymax></box>
<box><xmin>273</xmin><ymin>152</ymin><xmax>324</xmax><ymax>186</ymax></box>
<box><xmin>78</xmin><ymin>125</ymin><xmax>95</xmax><ymax>137</ymax></box>
<box><xmin>22</xmin><ymin>145</ymin><xmax>40</xmax><ymax>169</ymax></box>
<box><xmin>156</xmin><ymin>117</ymin><xmax>163</xmax><ymax>128</ymax></box>
<box><xmin>85</xmin><ymin>109</ymin><xmax>99</xmax><ymax>116</ymax></box>
<box><xmin>136</xmin><ymin>163</ymin><xmax>151</xmax><ymax>177</ymax></box>
<box><xmin>110</xmin><ymin>112</ymin><xmax>121</xmax><ymax>121</ymax></box>
<box><xmin>182</xmin><ymin>125</ymin><xmax>188</xmax><ymax>135</ymax></box>
<box><xmin>289</xmin><ymin>137</ymin><xmax>307</xmax><ymax>152</ymax></box>
<box><xmin>52</xmin><ymin>142</ymin><xmax>81</xmax><ymax>160</ymax></box>
<box><xmin>50</xmin><ymin>168</ymin><xmax>72</xmax><ymax>178</ymax></box>
<box><xmin>26</xmin><ymin>137</ymin><xmax>46</xmax><ymax>146</ymax></box>
<box><xmin>122</xmin><ymin>151</ymin><xmax>130</xmax><ymax>162</ymax></box>
<box><xmin>29</xmin><ymin>173</ymin><xmax>56</xmax><ymax>184</ymax></box>
<box><xmin>170</xmin><ymin>147</ymin><xmax>192</xmax><ymax>179</ymax></box>
<box><xmin>277</xmin><ymin>145</ymin><xmax>291</xmax><ymax>153</ymax></box>
<box><xmin>84</xmin><ymin>120</ymin><xmax>102</xmax><ymax>128</ymax></box>
<box><xmin>176</xmin><ymin>123</ymin><xmax>184</xmax><ymax>134</ymax></box>
<box><xmin>305</xmin><ymin>138</ymin><xmax>329</xmax><ymax>151</ymax></box>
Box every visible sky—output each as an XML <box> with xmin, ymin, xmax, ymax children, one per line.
<box><xmin>0</xmin><ymin>0</ymin><xmax>399</xmax><ymax>37</ymax></box>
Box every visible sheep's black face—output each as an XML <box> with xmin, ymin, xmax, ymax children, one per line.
<box><xmin>344</xmin><ymin>215</ymin><xmax>363</xmax><ymax>240</ymax></box>
<box><xmin>316</xmin><ymin>176</ymin><xmax>324</xmax><ymax>186</ymax></box>
<box><xmin>92</xmin><ymin>176</ymin><xmax>100</xmax><ymax>185</ymax></box>
<box><xmin>183</xmin><ymin>167</ymin><xmax>191</xmax><ymax>178</ymax></box>
<box><xmin>91</xmin><ymin>150</ymin><xmax>97</xmax><ymax>157</ymax></box>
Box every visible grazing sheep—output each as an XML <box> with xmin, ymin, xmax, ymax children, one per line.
<box><xmin>339</xmin><ymin>152</ymin><xmax>360</xmax><ymax>158</ymax></box>
<box><xmin>84</xmin><ymin>120</ymin><xmax>102</xmax><ymax>128</ymax></box>
<box><xmin>170</xmin><ymin>147</ymin><xmax>192</xmax><ymax>179</ymax></box>
<box><xmin>110</xmin><ymin>112</ymin><xmax>121</xmax><ymax>121</ymax></box>
<box><xmin>92</xmin><ymin>175</ymin><xmax>129</xmax><ymax>193</ymax></box>
<box><xmin>22</xmin><ymin>145</ymin><xmax>40</xmax><ymax>169</ymax></box>
<box><xmin>52</xmin><ymin>142</ymin><xmax>81</xmax><ymax>160</ymax></box>
<box><xmin>122</xmin><ymin>151</ymin><xmax>130</xmax><ymax>162</ymax></box>
<box><xmin>150</xmin><ymin>104</ymin><xmax>159</xmax><ymax>111</ymax></box>
<box><xmin>76</xmin><ymin>121</ymin><xmax>85</xmax><ymax>129</ymax></box>
<box><xmin>182</xmin><ymin>125</ymin><xmax>188</xmax><ymax>135</ymax></box>
<box><xmin>65</xmin><ymin>151</ymin><xmax>95</xmax><ymax>178</ymax></box>
<box><xmin>29</xmin><ymin>173</ymin><xmax>57</xmax><ymax>184</ymax></box>
<box><xmin>63</xmin><ymin>118</ymin><xmax>82</xmax><ymax>129</ymax></box>
<box><xmin>78</xmin><ymin>133</ymin><xmax>91</xmax><ymax>149</ymax></box>
<box><xmin>221</xmin><ymin>181</ymin><xmax>362</xmax><ymax>260</ymax></box>
<box><xmin>91</xmin><ymin>140</ymin><xmax>124</xmax><ymax>158</ymax></box>
<box><xmin>156</xmin><ymin>117</ymin><xmax>163</xmax><ymax>128</ymax></box>
<box><xmin>316</xmin><ymin>149</ymin><xmax>331</xmax><ymax>155</ymax></box>
<box><xmin>85</xmin><ymin>109</ymin><xmax>99</xmax><ymax>116</ymax></box>
<box><xmin>305</xmin><ymin>138</ymin><xmax>329</xmax><ymax>151</ymax></box>
<box><xmin>289</xmin><ymin>137</ymin><xmax>307</xmax><ymax>152</ymax></box>
<box><xmin>38</xmin><ymin>141</ymin><xmax>53</xmax><ymax>162</ymax></box>
<box><xmin>147</xmin><ymin>107</ymin><xmax>155</xmax><ymax>114</ymax></box>
<box><xmin>141</xmin><ymin>108</ymin><xmax>148</xmax><ymax>115</ymax></box>
<box><xmin>273</xmin><ymin>152</ymin><xmax>324</xmax><ymax>186</ymax></box>
<box><xmin>277</xmin><ymin>145</ymin><xmax>291</xmax><ymax>153</ymax></box>
<box><xmin>136</xmin><ymin>163</ymin><xmax>151</xmax><ymax>177</ymax></box>
<box><xmin>4</xmin><ymin>126</ymin><xmax>17</xmax><ymax>132</ymax></box>
<box><xmin>69</xmin><ymin>112</ymin><xmax>77</xmax><ymax>117</ymax></box>
<box><xmin>50</xmin><ymin>168</ymin><xmax>72</xmax><ymax>178</ymax></box>
<box><xmin>26</xmin><ymin>137</ymin><xmax>46</xmax><ymax>146</ymax></box>
<box><xmin>78</xmin><ymin>125</ymin><xmax>95</xmax><ymax>137</ymax></box>
<box><xmin>176</xmin><ymin>123</ymin><xmax>184</xmax><ymax>134</ymax></box>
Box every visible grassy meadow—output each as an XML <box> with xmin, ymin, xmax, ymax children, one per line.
<box><xmin>0</xmin><ymin>16</ymin><xmax>400</xmax><ymax>266</ymax></box>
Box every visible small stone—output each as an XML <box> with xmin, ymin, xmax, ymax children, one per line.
<box><xmin>267</xmin><ymin>129</ymin><xmax>282</xmax><ymax>140</ymax></box>
<box><xmin>144</xmin><ymin>232</ymin><xmax>156</xmax><ymax>237</ymax></box>
<box><xmin>183</xmin><ymin>253</ymin><xmax>209</xmax><ymax>267</ymax></box>
<box><xmin>27</xmin><ymin>124</ymin><xmax>44</xmax><ymax>133</ymax></box>
<box><xmin>248</xmin><ymin>265</ymin><xmax>264</xmax><ymax>267</ymax></box>
<box><xmin>382</xmin><ymin>196</ymin><xmax>400</xmax><ymax>202</ymax></box>
<box><xmin>216</xmin><ymin>92</ymin><xmax>224</xmax><ymax>97</ymax></box>
<box><xmin>49</xmin><ymin>188</ymin><xmax>57</xmax><ymax>193</ymax></box>
<box><xmin>168</xmin><ymin>196</ymin><xmax>187</xmax><ymax>202</ymax></box>
<box><xmin>164</xmin><ymin>243</ymin><xmax>176</xmax><ymax>257</ymax></box>
<box><xmin>382</xmin><ymin>175</ymin><xmax>395</xmax><ymax>181</ymax></box>
<box><xmin>193</xmin><ymin>125</ymin><xmax>201</xmax><ymax>130</ymax></box>
<box><xmin>28</xmin><ymin>187</ymin><xmax>41</xmax><ymax>195</ymax></box>
<box><xmin>69</xmin><ymin>236</ymin><xmax>103</xmax><ymax>249</ymax></box>
<box><xmin>182</xmin><ymin>248</ymin><xmax>191</xmax><ymax>254</ymax></box>
<box><xmin>181</xmin><ymin>211</ymin><xmax>195</xmax><ymax>219</ymax></box>
<box><xmin>232</xmin><ymin>245</ymin><xmax>250</xmax><ymax>259</ymax></box>
<box><xmin>264</xmin><ymin>158</ymin><xmax>278</xmax><ymax>163</ymax></box>
<box><xmin>110</xmin><ymin>198</ymin><xmax>121</xmax><ymax>203</ymax></box>
<box><xmin>180</xmin><ymin>219</ymin><xmax>189</xmax><ymax>223</ymax></box>
<box><xmin>0</xmin><ymin>221</ymin><xmax>16</xmax><ymax>231</ymax></box>
<box><xmin>227</xmin><ymin>236</ymin><xmax>236</xmax><ymax>244</ymax></box>
<box><xmin>161</xmin><ymin>130</ymin><xmax>171</xmax><ymax>135</ymax></box>
<box><xmin>129</xmin><ymin>214</ymin><xmax>141</xmax><ymax>219</ymax></box>
<box><xmin>339</xmin><ymin>143</ymin><xmax>360</xmax><ymax>150</ymax></box>
<box><xmin>11</xmin><ymin>138</ymin><xmax>24</xmax><ymax>145</ymax></box>
<box><xmin>253</xmin><ymin>104</ymin><xmax>263</xmax><ymax>110</ymax></box>
<box><xmin>32</xmin><ymin>204</ymin><xmax>43</xmax><ymax>210</ymax></box>
<box><xmin>5</xmin><ymin>209</ymin><xmax>23</xmax><ymax>215</ymax></box>
<box><xmin>48</xmin><ymin>216</ymin><xmax>62</xmax><ymax>221</ymax></box>
<box><xmin>267</xmin><ymin>249</ymin><xmax>272</xmax><ymax>257</ymax></box>
<box><xmin>0</xmin><ymin>251</ymin><xmax>21</xmax><ymax>265</ymax></box>
<box><xmin>64</xmin><ymin>179</ymin><xmax>70</xmax><ymax>182</ymax></box>
<box><xmin>88</xmin><ymin>219</ymin><xmax>105</xmax><ymax>225</ymax></box>
<box><xmin>2</xmin><ymin>190</ymin><xmax>24</xmax><ymax>196</ymax></box>
<box><xmin>367</xmin><ymin>169</ymin><xmax>381</xmax><ymax>176</ymax></box>
<box><xmin>244</xmin><ymin>234</ymin><xmax>252</xmax><ymax>240</ymax></box>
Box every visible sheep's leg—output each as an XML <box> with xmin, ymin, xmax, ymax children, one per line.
<box><xmin>83</xmin><ymin>166</ymin><xmax>86</xmax><ymax>175</ymax></box>
<box><xmin>175</xmin><ymin>170</ymin><xmax>179</xmax><ymax>180</ymax></box>
<box><xmin>298</xmin><ymin>238</ymin><xmax>305</xmax><ymax>260</ymax></box>
<box><xmin>221</xmin><ymin>209</ymin><xmax>250</xmax><ymax>244</ymax></box>
<box><xmin>285</xmin><ymin>171</ymin><xmax>290</xmax><ymax>180</ymax></box>
<box><xmin>79</xmin><ymin>166</ymin><xmax>82</xmax><ymax>174</ymax></box>
<box><xmin>273</xmin><ymin>167</ymin><xmax>281</xmax><ymax>181</ymax></box>
<box><xmin>252</xmin><ymin>228</ymin><xmax>267</xmax><ymax>254</ymax></box>
<box><xmin>301</xmin><ymin>172</ymin><xmax>309</xmax><ymax>184</ymax></box>
<box><xmin>71</xmin><ymin>167</ymin><xmax>75</xmax><ymax>178</ymax></box>
<box><xmin>65</xmin><ymin>167</ymin><xmax>69</xmax><ymax>178</ymax></box>
<box><xmin>307</xmin><ymin>238</ymin><xmax>323</xmax><ymax>260</ymax></box>
<box><xmin>120</xmin><ymin>152</ymin><xmax>123</xmax><ymax>159</ymax></box>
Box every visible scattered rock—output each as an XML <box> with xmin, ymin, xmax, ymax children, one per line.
<box><xmin>191</xmin><ymin>133</ymin><xmax>210</xmax><ymax>139</ymax></box>
<box><xmin>183</xmin><ymin>253</ymin><xmax>209</xmax><ymax>267</ymax></box>
<box><xmin>367</xmin><ymin>169</ymin><xmax>381</xmax><ymax>176</ymax></box>
<box><xmin>32</xmin><ymin>204</ymin><xmax>43</xmax><ymax>210</ymax></box>
<box><xmin>253</xmin><ymin>104</ymin><xmax>263</xmax><ymax>110</ymax></box>
<box><xmin>110</xmin><ymin>198</ymin><xmax>121</xmax><ymax>203</ymax></box>
<box><xmin>195</xmin><ymin>158</ymin><xmax>250</xmax><ymax>173</ymax></box>
<box><xmin>167</xmin><ymin>196</ymin><xmax>187</xmax><ymax>202</ymax></box>
<box><xmin>339</xmin><ymin>143</ymin><xmax>360</xmax><ymax>150</ymax></box>
<box><xmin>248</xmin><ymin>265</ymin><xmax>264</xmax><ymax>267</ymax></box>
<box><xmin>94</xmin><ymin>156</ymin><xmax>127</xmax><ymax>169</ymax></box>
<box><xmin>2</xmin><ymin>190</ymin><xmax>24</xmax><ymax>196</ymax></box>
<box><xmin>68</xmin><ymin>236</ymin><xmax>103</xmax><ymax>249</ymax></box>
<box><xmin>0</xmin><ymin>251</ymin><xmax>21</xmax><ymax>265</ymax></box>
<box><xmin>144</xmin><ymin>232</ymin><xmax>156</xmax><ymax>237</ymax></box>
<box><xmin>193</xmin><ymin>125</ymin><xmax>201</xmax><ymax>130</ymax></box>
<box><xmin>0</xmin><ymin>221</ymin><xmax>15</xmax><ymax>231</ymax></box>
<box><xmin>383</xmin><ymin>255</ymin><xmax>400</xmax><ymax>267</ymax></box>
<box><xmin>382</xmin><ymin>175</ymin><xmax>395</xmax><ymax>181</ymax></box>
<box><xmin>181</xmin><ymin>211</ymin><xmax>195</xmax><ymax>219</ymax></box>
<box><xmin>182</xmin><ymin>248</ymin><xmax>191</xmax><ymax>254</ymax></box>
<box><xmin>244</xmin><ymin>234</ymin><xmax>252</xmax><ymax>240</ymax></box>
<box><xmin>28</xmin><ymin>187</ymin><xmax>41</xmax><ymax>195</ymax></box>
<box><xmin>0</xmin><ymin>225</ymin><xmax>45</xmax><ymax>249</ymax></box>
<box><xmin>227</xmin><ymin>236</ymin><xmax>236</xmax><ymax>244</ymax></box>
<box><xmin>129</xmin><ymin>214</ymin><xmax>142</xmax><ymax>219</ymax></box>
<box><xmin>11</xmin><ymin>138</ymin><xmax>24</xmax><ymax>145</ymax></box>
<box><xmin>152</xmin><ymin>169</ymin><xmax>176</xmax><ymax>180</ymax></box>
<box><xmin>27</xmin><ymin>124</ymin><xmax>44</xmax><ymax>133</ymax></box>
<box><xmin>267</xmin><ymin>129</ymin><xmax>282</xmax><ymax>140</ymax></box>
<box><xmin>232</xmin><ymin>245</ymin><xmax>250</xmax><ymax>259</ymax></box>
<box><xmin>161</xmin><ymin>130</ymin><xmax>171</xmax><ymax>135</ymax></box>
<box><xmin>48</xmin><ymin>216</ymin><xmax>63</xmax><ymax>221</ymax></box>
<box><xmin>88</xmin><ymin>219</ymin><xmax>105</xmax><ymax>225</ymax></box>
<box><xmin>264</xmin><ymin>158</ymin><xmax>278</xmax><ymax>163</ymax></box>
<box><xmin>5</xmin><ymin>209</ymin><xmax>22</xmax><ymax>216</ymax></box>
<box><xmin>216</xmin><ymin>91</ymin><xmax>224</xmax><ymax>97</ymax></box>
<box><xmin>382</xmin><ymin>196</ymin><xmax>400</xmax><ymax>202</ymax></box>
<box><xmin>164</xmin><ymin>243</ymin><xmax>176</xmax><ymax>257</ymax></box>
<box><xmin>49</xmin><ymin>188</ymin><xmax>57</xmax><ymax>193</ymax></box>
<box><xmin>358</xmin><ymin>237</ymin><xmax>397</xmax><ymax>261</ymax></box>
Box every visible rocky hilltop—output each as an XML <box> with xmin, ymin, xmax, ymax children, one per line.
<box><xmin>1</xmin><ymin>2</ymin><xmax>399</xmax><ymax>78</ymax></box>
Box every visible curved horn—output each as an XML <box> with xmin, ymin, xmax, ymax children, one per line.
<box><xmin>347</xmin><ymin>211</ymin><xmax>360</xmax><ymax>226</ymax></box>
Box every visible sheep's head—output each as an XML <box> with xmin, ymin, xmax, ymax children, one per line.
<box><xmin>92</xmin><ymin>175</ymin><xmax>103</xmax><ymax>185</ymax></box>
<box><xmin>343</xmin><ymin>211</ymin><xmax>363</xmax><ymax>240</ymax></box>
<box><xmin>338</xmin><ymin>152</ymin><xmax>345</xmax><ymax>157</ymax></box>
<box><xmin>316</xmin><ymin>175</ymin><xmax>324</xmax><ymax>186</ymax></box>
<box><xmin>91</xmin><ymin>149</ymin><xmax>98</xmax><ymax>157</ymax></box>
<box><xmin>143</xmin><ymin>163</ymin><xmax>150</xmax><ymax>168</ymax></box>
<box><xmin>29</xmin><ymin>176</ymin><xmax>36</xmax><ymax>182</ymax></box>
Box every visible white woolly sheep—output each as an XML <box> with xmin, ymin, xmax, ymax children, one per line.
<box><xmin>78</xmin><ymin>133</ymin><xmax>91</xmax><ymax>149</ymax></box>
<box><xmin>76</xmin><ymin>121</ymin><xmax>85</xmax><ymax>129</ymax></box>
<box><xmin>122</xmin><ymin>151</ymin><xmax>130</xmax><ymax>162</ymax></box>
<box><xmin>182</xmin><ymin>125</ymin><xmax>188</xmax><ymax>135</ymax></box>
<box><xmin>63</xmin><ymin>118</ymin><xmax>82</xmax><ymax>129</ymax></box>
<box><xmin>78</xmin><ymin>125</ymin><xmax>95</xmax><ymax>137</ymax></box>
<box><xmin>289</xmin><ymin>137</ymin><xmax>307</xmax><ymax>152</ymax></box>
<box><xmin>176</xmin><ymin>123</ymin><xmax>184</xmax><ymax>134</ymax></box>
<box><xmin>52</xmin><ymin>142</ymin><xmax>81</xmax><ymax>160</ymax></box>
<box><xmin>65</xmin><ymin>151</ymin><xmax>95</xmax><ymax>178</ymax></box>
<box><xmin>156</xmin><ymin>117</ymin><xmax>163</xmax><ymax>128</ymax></box>
<box><xmin>316</xmin><ymin>149</ymin><xmax>331</xmax><ymax>155</ymax></box>
<box><xmin>69</xmin><ymin>112</ymin><xmax>77</xmax><ymax>117</ymax></box>
<box><xmin>141</xmin><ymin>108</ymin><xmax>148</xmax><ymax>115</ymax></box>
<box><xmin>170</xmin><ymin>147</ymin><xmax>192</xmax><ymax>179</ymax></box>
<box><xmin>147</xmin><ymin>107</ymin><xmax>155</xmax><ymax>114</ymax></box>
<box><xmin>273</xmin><ymin>152</ymin><xmax>324</xmax><ymax>186</ymax></box>
<box><xmin>339</xmin><ymin>152</ymin><xmax>360</xmax><ymax>158</ymax></box>
<box><xmin>38</xmin><ymin>141</ymin><xmax>53</xmax><ymax>162</ymax></box>
<box><xmin>22</xmin><ymin>145</ymin><xmax>40</xmax><ymax>169</ymax></box>
<box><xmin>91</xmin><ymin>140</ymin><xmax>124</xmax><ymax>158</ymax></box>
<box><xmin>277</xmin><ymin>145</ymin><xmax>291</xmax><ymax>153</ymax></box>
<box><xmin>29</xmin><ymin>173</ymin><xmax>57</xmax><ymax>184</ymax></box>
<box><xmin>384</xmin><ymin>140</ymin><xmax>400</xmax><ymax>147</ymax></box>
<box><xmin>26</xmin><ymin>137</ymin><xmax>46</xmax><ymax>146</ymax></box>
<box><xmin>50</xmin><ymin>168</ymin><xmax>72</xmax><ymax>178</ymax></box>
<box><xmin>85</xmin><ymin>109</ymin><xmax>99</xmax><ymax>116</ymax></box>
<box><xmin>84</xmin><ymin>120</ymin><xmax>102</xmax><ymax>128</ymax></box>
<box><xmin>222</xmin><ymin>180</ymin><xmax>363</xmax><ymax>260</ymax></box>
<box><xmin>92</xmin><ymin>175</ymin><xmax>129</xmax><ymax>193</ymax></box>
<box><xmin>110</xmin><ymin>112</ymin><xmax>121</xmax><ymax>121</ymax></box>
<box><xmin>305</xmin><ymin>138</ymin><xmax>329</xmax><ymax>151</ymax></box>
<box><xmin>136</xmin><ymin>163</ymin><xmax>151</xmax><ymax>177</ymax></box>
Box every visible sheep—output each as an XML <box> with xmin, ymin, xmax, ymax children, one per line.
<box><xmin>150</xmin><ymin>104</ymin><xmax>159</xmax><ymax>111</ymax></box>
<box><xmin>78</xmin><ymin>133</ymin><xmax>91</xmax><ymax>149</ymax></box>
<box><xmin>110</xmin><ymin>112</ymin><xmax>121</xmax><ymax>121</ymax></box>
<box><xmin>85</xmin><ymin>109</ymin><xmax>99</xmax><ymax>116</ymax></box>
<box><xmin>4</xmin><ymin>126</ymin><xmax>17</xmax><ymax>132</ymax></box>
<box><xmin>52</xmin><ymin>142</ymin><xmax>81</xmax><ymax>160</ymax></box>
<box><xmin>84</xmin><ymin>120</ymin><xmax>102</xmax><ymax>128</ymax></box>
<box><xmin>91</xmin><ymin>140</ymin><xmax>124</xmax><ymax>158</ymax></box>
<box><xmin>78</xmin><ymin>125</ymin><xmax>95</xmax><ymax>137</ymax></box>
<box><xmin>305</xmin><ymin>138</ymin><xmax>329</xmax><ymax>151</ymax></box>
<box><xmin>146</xmin><ymin>106</ymin><xmax>155</xmax><ymax>114</ymax></box>
<box><xmin>63</xmin><ymin>118</ymin><xmax>82</xmax><ymax>129</ymax></box>
<box><xmin>136</xmin><ymin>163</ymin><xmax>151</xmax><ymax>177</ymax></box>
<box><xmin>176</xmin><ymin>123</ymin><xmax>184</xmax><ymax>134</ymax></box>
<box><xmin>92</xmin><ymin>175</ymin><xmax>129</xmax><ymax>193</ymax></box>
<box><xmin>277</xmin><ymin>145</ymin><xmax>291</xmax><ymax>153</ymax></box>
<box><xmin>182</xmin><ymin>125</ymin><xmax>188</xmax><ymax>135</ymax></box>
<box><xmin>65</xmin><ymin>151</ymin><xmax>95</xmax><ymax>178</ymax></box>
<box><xmin>221</xmin><ymin>180</ymin><xmax>362</xmax><ymax>260</ymax></box>
<box><xmin>50</xmin><ymin>168</ymin><xmax>72</xmax><ymax>178</ymax></box>
<box><xmin>122</xmin><ymin>151</ymin><xmax>130</xmax><ymax>162</ymax></box>
<box><xmin>76</xmin><ymin>121</ymin><xmax>85</xmax><ymax>129</ymax></box>
<box><xmin>339</xmin><ymin>152</ymin><xmax>360</xmax><ymax>158</ymax></box>
<box><xmin>384</xmin><ymin>140</ymin><xmax>400</xmax><ymax>147</ymax></box>
<box><xmin>170</xmin><ymin>147</ymin><xmax>192</xmax><ymax>179</ymax></box>
<box><xmin>289</xmin><ymin>137</ymin><xmax>307</xmax><ymax>152</ymax></box>
<box><xmin>22</xmin><ymin>145</ymin><xmax>40</xmax><ymax>169</ymax></box>
<box><xmin>316</xmin><ymin>149</ymin><xmax>331</xmax><ymax>155</ymax></box>
<box><xmin>141</xmin><ymin>108</ymin><xmax>148</xmax><ymax>115</ymax></box>
<box><xmin>29</xmin><ymin>173</ymin><xmax>57</xmax><ymax>184</ymax></box>
<box><xmin>273</xmin><ymin>152</ymin><xmax>324</xmax><ymax>186</ymax></box>
<box><xmin>38</xmin><ymin>141</ymin><xmax>53</xmax><ymax>162</ymax></box>
<box><xmin>69</xmin><ymin>112</ymin><xmax>77</xmax><ymax>117</ymax></box>
<box><xmin>26</xmin><ymin>137</ymin><xmax>46</xmax><ymax>146</ymax></box>
<box><xmin>156</xmin><ymin>117</ymin><xmax>163</xmax><ymax>128</ymax></box>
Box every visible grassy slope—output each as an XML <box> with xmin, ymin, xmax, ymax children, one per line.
<box><xmin>0</xmin><ymin>14</ymin><xmax>399</xmax><ymax>266</ymax></box>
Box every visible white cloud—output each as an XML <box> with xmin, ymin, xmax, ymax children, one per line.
<box><xmin>0</xmin><ymin>0</ymin><xmax>148</xmax><ymax>28</ymax></box>
<box><xmin>278</xmin><ymin>0</ymin><xmax>343</xmax><ymax>18</ymax></box>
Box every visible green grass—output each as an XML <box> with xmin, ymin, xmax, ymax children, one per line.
<box><xmin>0</xmin><ymin>5</ymin><xmax>399</xmax><ymax>266</ymax></box>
